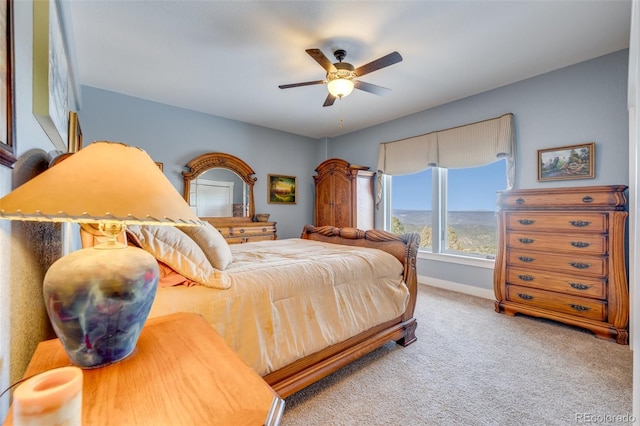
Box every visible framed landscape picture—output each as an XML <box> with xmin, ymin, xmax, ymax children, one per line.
<box><xmin>537</xmin><ymin>142</ymin><xmax>595</xmax><ymax>181</ymax></box>
<box><xmin>268</xmin><ymin>174</ymin><xmax>297</xmax><ymax>204</ymax></box>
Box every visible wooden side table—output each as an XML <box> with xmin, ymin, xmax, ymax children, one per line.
<box><xmin>4</xmin><ymin>313</ymin><xmax>284</xmax><ymax>425</ymax></box>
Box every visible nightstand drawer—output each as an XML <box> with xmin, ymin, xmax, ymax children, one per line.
<box><xmin>507</xmin><ymin>267</ymin><xmax>606</xmax><ymax>299</ymax></box>
<box><xmin>506</xmin><ymin>212</ymin><xmax>607</xmax><ymax>233</ymax></box>
<box><xmin>506</xmin><ymin>285</ymin><xmax>606</xmax><ymax>321</ymax></box>
<box><xmin>507</xmin><ymin>232</ymin><xmax>607</xmax><ymax>255</ymax></box>
<box><xmin>507</xmin><ymin>249</ymin><xmax>606</xmax><ymax>277</ymax></box>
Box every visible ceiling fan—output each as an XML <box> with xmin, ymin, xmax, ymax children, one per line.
<box><xmin>279</xmin><ymin>48</ymin><xmax>403</xmax><ymax>107</ymax></box>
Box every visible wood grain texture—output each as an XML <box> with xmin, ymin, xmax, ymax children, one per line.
<box><xmin>494</xmin><ymin>185</ymin><xmax>629</xmax><ymax>344</ymax></box>
<box><xmin>313</xmin><ymin>158</ymin><xmax>374</xmax><ymax>229</ymax></box>
<box><xmin>202</xmin><ymin>217</ymin><xmax>277</xmax><ymax>244</ymax></box>
<box><xmin>4</xmin><ymin>313</ymin><xmax>284</xmax><ymax>426</ymax></box>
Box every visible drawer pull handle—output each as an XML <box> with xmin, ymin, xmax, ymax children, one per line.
<box><xmin>569</xmin><ymin>262</ymin><xmax>590</xmax><ymax>269</ymax></box>
<box><xmin>570</xmin><ymin>241</ymin><xmax>590</xmax><ymax>248</ymax></box>
<box><xmin>239</xmin><ymin>229</ymin><xmax>245</xmax><ymax>233</ymax></box>
<box><xmin>516</xmin><ymin>198</ymin><xmax>525</xmax><ymax>204</ymax></box>
<box><xmin>518</xmin><ymin>256</ymin><xmax>535</xmax><ymax>263</ymax></box>
<box><xmin>518</xmin><ymin>238</ymin><xmax>535</xmax><ymax>244</ymax></box>
<box><xmin>518</xmin><ymin>219</ymin><xmax>535</xmax><ymax>225</ymax></box>
<box><xmin>518</xmin><ymin>274</ymin><xmax>535</xmax><ymax>282</ymax></box>
<box><xmin>262</xmin><ymin>228</ymin><xmax>267</xmax><ymax>232</ymax></box>
<box><xmin>569</xmin><ymin>283</ymin><xmax>591</xmax><ymax>290</ymax></box>
<box><xmin>569</xmin><ymin>304</ymin><xmax>591</xmax><ymax>312</ymax></box>
<box><xmin>582</xmin><ymin>196</ymin><xmax>594</xmax><ymax>203</ymax></box>
<box><xmin>569</xmin><ymin>220</ymin><xmax>592</xmax><ymax>227</ymax></box>
<box><xmin>517</xmin><ymin>293</ymin><xmax>534</xmax><ymax>300</ymax></box>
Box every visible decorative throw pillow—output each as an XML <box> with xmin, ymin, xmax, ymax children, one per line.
<box><xmin>126</xmin><ymin>225</ymin><xmax>230</xmax><ymax>289</ymax></box>
<box><xmin>179</xmin><ymin>222</ymin><xmax>233</xmax><ymax>270</ymax></box>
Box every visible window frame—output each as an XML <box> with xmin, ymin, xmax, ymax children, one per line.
<box><xmin>385</xmin><ymin>163</ymin><xmax>503</xmax><ymax>265</ymax></box>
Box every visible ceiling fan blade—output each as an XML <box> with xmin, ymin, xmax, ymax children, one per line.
<box><xmin>306</xmin><ymin>49</ymin><xmax>337</xmax><ymax>73</ymax></box>
<box><xmin>354</xmin><ymin>51</ymin><xmax>403</xmax><ymax>77</ymax></box>
<box><xmin>279</xmin><ymin>80</ymin><xmax>325</xmax><ymax>89</ymax></box>
<box><xmin>354</xmin><ymin>80</ymin><xmax>392</xmax><ymax>96</ymax></box>
<box><xmin>323</xmin><ymin>93</ymin><xmax>336</xmax><ymax>107</ymax></box>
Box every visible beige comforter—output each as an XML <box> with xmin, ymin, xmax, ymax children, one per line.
<box><xmin>148</xmin><ymin>238</ymin><xmax>409</xmax><ymax>376</ymax></box>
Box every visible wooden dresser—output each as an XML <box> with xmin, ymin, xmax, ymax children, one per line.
<box><xmin>493</xmin><ymin>185</ymin><xmax>628</xmax><ymax>344</ymax></box>
<box><xmin>313</xmin><ymin>158</ymin><xmax>375</xmax><ymax>229</ymax></box>
<box><xmin>201</xmin><ymin>217</ymin><xmax>277</xmax><ymax>244</ymax></box>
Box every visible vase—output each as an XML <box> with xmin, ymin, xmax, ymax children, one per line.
<box><xmin>43</xmin><ymin>246</ymin><xmax>159</xmax><ymax>368</ymax></box>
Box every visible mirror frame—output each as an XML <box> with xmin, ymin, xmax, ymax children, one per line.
<box><xmin>183</xmin><ymin>152</ymin><xmax>256</xmax><ymax>219</ymax></box>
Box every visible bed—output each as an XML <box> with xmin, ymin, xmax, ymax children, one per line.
<box><xmin>81</xmin><ymin>223</ymin><xmax>420</xmax><ymax>398</ymax></box>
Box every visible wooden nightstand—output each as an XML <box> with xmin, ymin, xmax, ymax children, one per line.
<box><xmin>4</xmin><ymin>313</ymin><xmax>284</xmax><ymax>425</ymax></box>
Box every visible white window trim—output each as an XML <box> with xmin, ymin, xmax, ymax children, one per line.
<box><xmin>417</xmin><ymin>250</ymin><xmax>495</xmax><ymax>269</ymax></box>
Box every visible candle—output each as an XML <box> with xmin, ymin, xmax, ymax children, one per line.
<box><xmin>12</xmin><ymin>366</ymin><xmax>83</xmax><ymax>426</ymax></box>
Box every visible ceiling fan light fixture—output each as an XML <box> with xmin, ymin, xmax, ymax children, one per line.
<box><xmin>327</xmin><ymin>78</ymin><xmax>355</xmax><ymax>98</ymax></box>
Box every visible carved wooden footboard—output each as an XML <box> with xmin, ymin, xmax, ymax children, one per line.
<box><xmin>263</xmin><ymin>225</ymin><xmax>420</xmax><ymax>397</ymax></box>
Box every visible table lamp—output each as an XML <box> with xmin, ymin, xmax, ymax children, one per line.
<box><xmin>0</xmin><ymin>141</ymin><xmax>202</xmax><ymax>368</ymax></box>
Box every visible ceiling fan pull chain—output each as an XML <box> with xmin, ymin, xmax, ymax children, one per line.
<box><xmin>339</xmin><ymin>98</ymin><xmax>344</xmax><ymax>129</ymax></box>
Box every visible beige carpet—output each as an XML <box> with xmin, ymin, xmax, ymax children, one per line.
<box><xmin>281</xmin><ymin>284</ymin><xmax>632</xmax><ymax>425</ymax></box>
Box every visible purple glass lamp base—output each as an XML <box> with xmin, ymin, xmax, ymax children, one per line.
<box><xmin>43</xmin><ymin>245</ymin><xmax>159</xmax><ymax>368</ymax></box>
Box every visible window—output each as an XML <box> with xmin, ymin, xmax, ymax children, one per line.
<box><xmin>391</xmin><ymin>169</ymin><xmax>432</xmax><ymax>250</ymax></box>
<box><xmin>390</xmin><ymin>159</ymin><xmax>506</xmax><ymax>258</ymax></box>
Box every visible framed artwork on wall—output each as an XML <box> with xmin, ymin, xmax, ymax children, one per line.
<box><xmin>268</xmin><ymin>174</ymin><xmax>297</xmax><ymax>204</ymax></box>
<box><xmin>67</xmin><ymin>111</ymin><xmax>82</xmax><ymax>152</ymax></box>
<box><xmin>33</xmin><ymin>0</ymin><xmax>69</xmax><ymax>152</ymax></box>
<box><xmin>0</xmin><ymin>0</ymin><xmax>16</xmax><ymax>168</ymax></box>
<box><xmin>537</xmin><ymin>142</ymin><xmax>595</xmax><ymax>181</ymax></box>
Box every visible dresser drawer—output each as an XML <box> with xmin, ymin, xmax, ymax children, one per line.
<box><xmin>498</xmin><ymin>187</ymin><xmax>626</xmax><ymax>209</ymax></box>
<box><xmin>506</xmin><ymin>212</ymin><xmax>607</xmax><ymax>233</ymax></box>
<box><xmin>507</xmin><ymin>232</ymin><xmax>607</xmax><ymax>255</ymax></box>
<box><xmin>228</xmin><ymin>224</ymin><xmax>276</xmax><ymax>237</ymax></box>
<box><xmin>506</xmin><ymin>285</ymin><xmax>606</xmax><ymax>321</ymax></box>
<box><xmin>507</xmin><ymin>249</ymin><xmax>606</xmax><ymax>277</ymax></box>
<box><xmin>506</xmin><ymin>267</ymin><xmax>606</xmax><ymax>299</ymax></box>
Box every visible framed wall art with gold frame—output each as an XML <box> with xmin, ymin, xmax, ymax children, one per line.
<box><xmin>268</xmin><ymin>175</ymin><xmax>297</xmax><ymax>204</ymax></box>
<box><xmin>537</xmin><ymin>142</ymin><xmax>595</xmax><ymax>181</ymax></box>
<box><xmin>67</xmin><ymin>111</ymin><xmax>82</xmax><ymax>153</ymax></box>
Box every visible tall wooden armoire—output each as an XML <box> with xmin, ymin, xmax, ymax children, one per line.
<box><xmin>313</xmin><ymin>158</ymin><xmax>375</xmax><ymax>229</ymax></box>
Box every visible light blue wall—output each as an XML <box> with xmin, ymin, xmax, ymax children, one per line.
<box><xmin>328</xmin><ymin>50</ymin><xmax>629</xmax><ymax>187</ymax></box>
<box><xmin>327</xmin><ymin>49</ymin><xmax>630</xmax><ymax>293</ymax></box>
<box><xmin>78</xmin><ymin>87</ymin><xmax>318</xmax><ymax>239</ymax></box>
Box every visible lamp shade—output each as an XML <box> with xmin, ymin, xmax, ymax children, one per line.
<box><xmin>0</xmin><ymin>141</ymin><xmax>201</xmax><ymax>225</ymax></box>
<box><xmin>0</xmin><ymin>141</ymin><xmax>202</xmax><ymax>369</ymax></box>
<box><xmin>327</xmin><ymin>78</ymin><xmax>355</xmax><ymax>98</ymax></box>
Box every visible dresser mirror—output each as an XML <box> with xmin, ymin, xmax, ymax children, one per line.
<box><xmin>183</xmin><ymin>152</ymin><xmax>256</xmax><ymax>219</ymax></box>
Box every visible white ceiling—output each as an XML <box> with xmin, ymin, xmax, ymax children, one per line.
<box><xmin>67</xmin><ymin>0</ymin><xmax>632</xmax><ymax>140</ymax></box>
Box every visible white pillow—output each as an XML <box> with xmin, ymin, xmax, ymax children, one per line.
<box><xmin>126</xmin><ymin>225</ymin><xmax>230</xmax><ymax>289</ymax></box>
<box><xmin>179</xmin><ymin>222</ymin><xmax>233</xmax><ymax>270</ymax></box>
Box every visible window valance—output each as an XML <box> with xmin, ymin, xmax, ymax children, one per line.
<box><xmin>375</xmin><ymin>113</ymin><xmax>516</xmax><ymax>206</ymax></box>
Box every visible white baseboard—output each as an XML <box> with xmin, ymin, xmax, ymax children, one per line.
<box><xmin>418</xmin><ymin>275</ymin><xmax>494</xmax><ymax>300</ymax></box>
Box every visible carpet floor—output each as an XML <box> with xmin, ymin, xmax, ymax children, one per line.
<box><xmin>280</xmin><ymin>284</ymin><xmax>633</xmax><ymax>425</ymax></box>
